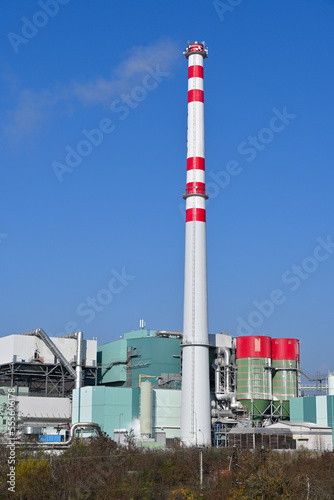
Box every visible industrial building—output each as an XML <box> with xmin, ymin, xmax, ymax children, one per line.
<box><xmin>97</xmin><ymin>329</ymin><xmax>181</xmax><ymax>389</ymax></box>
<box><xmin>0</xmin><ymin>42</ymin><xmax>332</xmax><ymax>451</ymax></box>
<box><xmin>0</xmin><ymin>329</ymin><xmax>97</xmax><ymax>396</ymax></box>
<box><xmin>290</xmin><ymin>392</ymin><xmax>334</xmax><ymax>448</ymax></box>
<box><xmin>72</xmin><ymin>328</ymin><xmax>182</xmax><ymax>445</ymax></box>
<box><xmin>228</xmin><ymin>422</ymin><xmax>333</xmax><ymax>451</ymax></box>
<box><xmin>0</xmin><ymin>329</ymin><xmax>96</xmax><ymax>441</ymax></box>
<box><xmin>72</xmin><ymin>331</ymin><xmax>304</xmax><ymax>446</ymax></box>
<box><xmin>0</xmin><ymin>324</ymin><xmax>332</xmax><ymax>450</ymax></box>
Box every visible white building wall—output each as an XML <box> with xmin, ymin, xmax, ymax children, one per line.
<box><xmin>316</xmin><ymin>396</ymin><xmax>328</xmax><ymax>427</ymax></box>
<box><xmin>328</xmin><ymin>373</ymin><xmax>334</xmax><ymax>395</ymax></box>
<box><xmin>0</xmin><ymin>334</ymin><xmax>97</xmax><ymax>367</ymax></box>
<box><xmin>16</xmin><ymin>396</ymin><xmax>71</xmax><ymax>420</ymax></box>
<box><xmin>269</xmin><ymin>422</ymin><xmax>333</xmax><ymax>451</ymax></box>
<box><xmin>293</xmin><ymin>428</ymin><xmax>332</xmax><ymax>451</ymax></box>
<box><xmin>153</xmin><ymin>389</ymin><xmax>181</xmax><ymax>439</ymax></box>
<box><xmin>85</xmin><ymin>339</ymin><xmax>97</xmax><ymax>366</ymax></box>
<box><xmin>209</xmin><ymin>333</ymin><xmax>232</xmax><ymax>349</ymax></box>
<box><xmin>0</xmin><ymin>336</ymin><xmax>14</xmax><ymax>364</ymax></box>
<box><xmin>52</xmin><ymin>338</ymin><xmax>77</xmax><ymax>363</ymax></box>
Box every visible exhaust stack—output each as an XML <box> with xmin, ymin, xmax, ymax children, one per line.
<box><xmin>180</xmin><ymin>41</ymin><xmax>211</xmax><ymax>447</ymax></box>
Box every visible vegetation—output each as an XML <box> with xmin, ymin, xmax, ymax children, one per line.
<box><xmin>1</xmin><ymin>435</ymin><xmax>334</xmax><ymax>499</ymax></box>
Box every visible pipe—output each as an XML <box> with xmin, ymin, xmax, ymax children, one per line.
<box><xmin>268</xmin><ymin>357</ymin><xmax>272</xmax><ymax>400</ymax></box>
<box><xmin>213</xmin><ymin>358</ymin><xmax>225</xmax><ymax>400</ymax></box>
<box><xmin>213</xmin><ymin>347</ymin><xmax>232</xmax><ymax>401</ymax></box>
<box><xmin>214</xmin><ymin>347</ymin><xmax>237</xmax><ymax>403</ymax></box>
<box><xmin>211</xmin><ymin>408</ymin><xmax>234</xmax><ymax>418</ymax></box>
<box><xmin>63</xmin><ymin>421</ymin><xmax>100</xmax><ymax>445</ymax></box>
<box><xmin>18</xmin><ymin>422</ymin><xmax>101</xmax><ymax>449</ymax></box>
<box><xmin>140</xmin><ymin>381</ymin><xmax>153</xmax><ymax>438</ymax></box>
<box><xmin>20</xmin><ymin>329</ymin><xmax>76</xmax><ymax>379</ymax></box>
<box><xmin>230</xmin><ymin>398</ymin><xmax>244</xmax><ymax>411</ymax></box>
<box><xmin>213</xmin><ymin>361</ymin><xmax>220</xmax><ymax>394</ymax></box>
<box><xmin>53</xmin><ymin>330</ymin><xmax>84</xmax><ymax>388</ymax></box>
<box><xmin>222</xmin><ymin>348</ymin><xmax>230</xmax><ymax>393</ymax></box>
<box><xmin>155</xmin><ymin>330</ymin><xmax>183</xmax><ymax>338</ymax></box>
<box><xmin>297</xmin><ymin>359</ymin><xmax>301</xmax><ymax>397</ymax></box>
<box><xmin>53</xmin><ymin>330</ymin><xmax>84</xmax><ymax>389</ymax></box>
<box><xmin>75</xmin><ymin>331</ymin><xmax>83</xmax><ymax>390</ymax></box>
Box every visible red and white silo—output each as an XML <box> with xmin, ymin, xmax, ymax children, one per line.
<box><xmin>271</xmin><ymin>338</ymin><xmax>300</xmax><ymax>417</ymax></box>
<box><xmin>181</xmin><ymin>42</ymin><xmax>211</xmax><ymax>447</ymax></box>
<box><xmin>236</xmin><ymin>336</ymin><xmax>272</xmax><ymax>419</ymax></box>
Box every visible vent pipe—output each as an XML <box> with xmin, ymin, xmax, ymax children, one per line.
<box><xmin>140</xmin><ymin>381</ymin><xmax>153</xmax><ymax>438</ymax></box>
<box><xmin>75</xmin><ymin>331</ymin><xmax>83</xmax><ymax>389</ymax></box>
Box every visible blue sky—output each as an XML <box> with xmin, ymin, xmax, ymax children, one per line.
<box><xmin>1</xmin><ymin>0</ymin><xmax>333</xmax><ymax>374</ymax></box>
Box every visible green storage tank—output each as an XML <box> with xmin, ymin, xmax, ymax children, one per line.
<box><xmin>272</xmin><ymin>338</ymin><xmax>300</xmax><ymax>419</ymax></box>
<box><xmin>236</xmin><ymin>336</ymin><xmax>272</xmax><ymax>419</ymax></box>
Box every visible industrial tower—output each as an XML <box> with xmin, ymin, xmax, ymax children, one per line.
<box><xmin>181</xmin><ymin>42</ymin><xmax>211</xmax><ymax>446</ymax></box>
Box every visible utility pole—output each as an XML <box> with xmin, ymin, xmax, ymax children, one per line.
<box><xmin>199</xmin><ymin>449</ymin><xmax>203</xmax><ymax>489</ymax></box>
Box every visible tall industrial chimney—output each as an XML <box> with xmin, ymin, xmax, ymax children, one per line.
<box><xmin>181</xmin><ymin>41</ymin><xmax>211</xmax><ymax>447</ymax></box>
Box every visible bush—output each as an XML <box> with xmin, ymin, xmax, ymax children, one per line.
<box><xmin>1</xmin><ymin>440</ymin><xmax>334</xmax><ymax>499</ymax></box>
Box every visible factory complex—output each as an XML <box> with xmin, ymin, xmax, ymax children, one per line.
<box><xmin>0</xmin><ymin>327</ymin><xmax>333</xmax><ymax>452</ymax></box>
<box><xmin>1</xmin><ymin>42</ymin><xmax>332</xmax><ymax>452</ymax></box>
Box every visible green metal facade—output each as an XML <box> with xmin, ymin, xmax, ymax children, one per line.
<box><xmin>98</xmin><ymin>330</ymin><xmax>181</xmax><ymax>388</ymax></box>
<box><xmin>97</xmin><ymin>338</ymin><xmax>128</xmax><ymax>385</ymax></box>
<box><xmin>72</xmin><ymin>386</ymin><xmax>140</xmax><ymax>438</ymax></box>
<box><xmin>327</xmin><ymin>397</ymin><xmax>334</xmax><ymax>431</ymax></box>
<box><xmin>72</xmin><ymin>331</ymin><xmax>183</xmax><ymax>440</ymax></box>
<box><xmin>236</xmin><ymin>358</ymin><xmax>271</xmax><ymax>418</ymax></box>
<box><xmin>72</xmin><ymin>386</ymin><xmax>181</xmax><ymax>439</ymax></box>
<box><xmin>272</xmin><ymin>359</ymin><xmax>298</xmax><ymax>418</ymax></box>
<box><xmin>272</xmin><ymin>359</ymin><xmax>297</xmax><ymax>400</ymax></box>
<box><xmin>289</xmin><ymin>396</ymin><xmax>304</xmax><ymax>421</ymax></box>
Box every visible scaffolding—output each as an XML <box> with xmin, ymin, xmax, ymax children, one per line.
<box><xmin>0</xmin><ymin>362</ymin><xmax>97</xmax><ymax>397</ymax></box>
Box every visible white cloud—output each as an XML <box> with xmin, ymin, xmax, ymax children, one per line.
<box><xmin>72</xmin><ymin>39</ymin><xmax>179</xmax><ymax>104</ymax></box>
<box><xmin>4</xmin><ymin>87</ymin><xmax>69</xmax><ymax>143</ymax></box>
<box><xmin>3</xmin><ymin>39</ymin><xmax>180</xmax><ymax>143</ymax></box>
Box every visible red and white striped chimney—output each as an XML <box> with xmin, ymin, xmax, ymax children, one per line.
<box><xmin>181</xmin><ymin>41</ymin><xmax>211</xmax><ymax>447</ymax></box>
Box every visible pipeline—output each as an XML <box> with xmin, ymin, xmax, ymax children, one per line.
<box><xmin>20</xmin><ymin>329</ymin><xmax>84</xmax><ymax>387</ymax></box>
<box><xmin>75</xmin><ymin>331</ymin><xmax>83</xmax><ymax>390</ymax></box>
<box><xmin>155</xmin><ymin>330</ymin><xmax>183</xmax><ymax>338</ymax></box>
<box><xmin>20</xmin><ymin>329</ymin><xmax>76</xmax><ymax>379</ymax></box>
<box><xmin>59</xmin><ymin>330</ymin><xmax>84</xmax><ymax>389</ymax></box>
<box><xmin>62</xmin><ymin>421</ymin><xmax>101</xmax><ymax>446</ymax></box>
<box><xmin>18</xmin><ymin>422</ymin><xmax>101</xmax><ymax>449</ymax></box>
<box><xmin>214</xmin><ymin>347</ymin><xmax>234</xmax><ymax>401</ymax></box>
